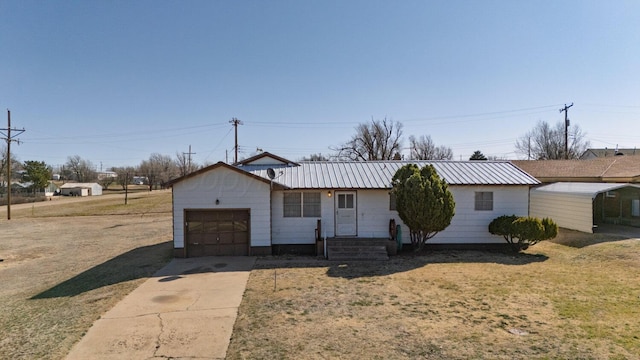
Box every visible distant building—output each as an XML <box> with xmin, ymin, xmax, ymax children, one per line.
<box><xmin>59</xmin><ymin>183</ymin><xmax>103</xmax><ymax>196</ymax></box>
<box><xmin>132</xmin><ymin>176</ymin><xmax>147</xmax><ymax>185</ymax></box>
<box><xmin>580</xmin><ymin>147</ymin><xmax>639</xmax><ymax>159</ymax></box>
<box><xmin>97</xmin><ymin>171</ymin><xmax>118</xmax><ymax>180</ymax></box>
<box><xmin>512</xmin><ymin>156</ymin><xmax>640</xmax><ymax>184</ymax></box>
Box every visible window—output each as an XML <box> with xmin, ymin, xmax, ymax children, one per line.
<box><xmin>283</xmin><ymin>192</ymin><xmax>302</xmax><ymax>217</ymax></box>
<box><xmin>337</xmin><ymin>193</ymin><xmax>354</xmax><ymax>209</ymax></box>
<box><xmin>283</xmin><ymin>192</ymin><xmax>321</xmax><ymax>217</ymax></box>
<box><xmin>389</xmin><ymin>192</ymin><xmax>397</xmax><ymax>211</ymax></box>
<box><xmin>475</xmin><ymin>192</ymin><xmax>493</xmax><ymax>211</ymax></box>
<box><xmin>303</xmin><ymin>192</ymin><xmax>321</xmax><ymax>217</ymax></box>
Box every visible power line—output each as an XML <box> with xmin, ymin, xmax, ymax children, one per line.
<box><xmin>1</xmin><ymin>110</ymin><xmax>26</xmax><ymax>220</ymax></box>
<box><xmin>183</xmin><ymin>145</ymin><xmax>196</xmax><ymax>172</ymax></box>
<box><xmin>560</xmin><ymin>103</ymin><xmax>574</xmax><ymax>159</ymax></box>
<box><xmin>229</xmin><ymin>118</ymin><xmax>243</xmax><ymax>163</ymax></box>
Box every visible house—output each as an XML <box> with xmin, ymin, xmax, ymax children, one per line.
<box><xmin>512</xmin><ymin>157</ymin><xmax>640</xmax><ymax>184</ymax></box>
<box><xmin>14</xmin><ymin>181</ymin><xmax>58</xmax><ymax>196</ymax></box>
<box><xmin>530</xmin><ymin>182</ymin><xmax>640</xmax><ymax>233</ymax></box>
<box><xmin>59</xmin><ymin>182</ymin><xmax>103</xmax><ymax>196</ymax></box>
<box><xmin>168</xmin><ymin>152</ymin><xmax>539</xmax><ymax>258</ymax></box>
<box><xmin>97</xmin><ymin>171</ymin><xmax>118</xmax><ymax>181</ymax></box>
<box><xmin>580</xmin><ymin>147</ymin><xmax>640</xmax><ymax>159</ymax></box>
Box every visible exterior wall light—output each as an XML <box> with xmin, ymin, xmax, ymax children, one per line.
<box><xmin>215</xmin><ymin>199</ymin><xmax>220</xmax><ymax>205</ymax></box>
<box><xmin>327</xmin><ymin>191</ymin><xmax>332</xmax><ymax>198</ymax></box>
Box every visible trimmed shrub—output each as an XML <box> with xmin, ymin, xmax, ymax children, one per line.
<box><xmin>489</xmin><ymin>215</ymin><xmax>558</xmax><ymax>252</ymax></box>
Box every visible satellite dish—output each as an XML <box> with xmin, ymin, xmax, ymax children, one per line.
<box><xmin>267</xmin><ymin>168</ymin><xmax>276</xmax><ymax>180</ymax></box>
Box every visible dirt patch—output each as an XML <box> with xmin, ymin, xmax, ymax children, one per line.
<box><xmin>228</xmin><ymin>229</ymin><xmax>640</xmax><ymax>359</ymax></box>
<box><xmin>0</xmin><ymin>191</ymin><xmax>173</xmax><ymax>359</ymax></box>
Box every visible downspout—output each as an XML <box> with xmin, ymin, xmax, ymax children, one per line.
<box><xmin>269</xmin><ymin>180</ymin><xmax>273</xmax><ymax>256</ymax></box>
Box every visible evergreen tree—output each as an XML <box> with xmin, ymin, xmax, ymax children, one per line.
<box><xmin>391</xmin><ymin>164</ymin><xmax>456</xmax><ymax>250</ymax></box>
<box><xmin>469</xmin><ymin>150</ymin><xmax>488</xmax><ymax>160</ymax></box>
<box><xmin>23</xmin><ymin>160</ymin><xmax>51</xmax><ymax>192</ymax></box>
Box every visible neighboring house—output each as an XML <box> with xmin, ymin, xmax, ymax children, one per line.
<box><xmin>97</xmin><ymin>171</ymin><xmax>118</xmax><ymax>181</ymax></box>
<box><xmin>10</xmin><ymin>182</ymin><xmax>30</xmax><ymax>194</ymax></box>
<box><xmin>168</xmin><ymin>152</ymin><xmax>539</xmax><ymax>258</ymax></box>
<box><xmin>512</xmin><ymin>157</ymin><xmax>640</xmax><ymax>184</ymax></box>
<box><xmin>132</xmin><ymin>176</ymin><xmax>148</xmax><ymax>185</ymax></box>
<box><xmin>580</xmin><ymin>147</ymin><xmax>640</xmax><ymax>159</ymax></box>
<box><xmin>530</xmin><ymin>182</ymin><xmax>640</xmax><ymax>233</ymax></box>
<box><xmin>59</xmin><ymin>183</ymin><xmax>103</xmax><ymax>196</ymax></box>
<box><xmin>15</xmin><ymin>181</ymin><xmax>58</xmax><ymax>196</ymax></box>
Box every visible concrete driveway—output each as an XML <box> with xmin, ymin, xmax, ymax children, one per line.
<box><xmin>66</xmin><ymin>256</ymin><xmax>255</xmax><ymax>360</ymax></box>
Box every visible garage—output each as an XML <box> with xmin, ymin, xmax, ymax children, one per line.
<box><xmin>185</xmin><ymin>209</ymin><xmax>250</xmax><ymax>257</ymax></box>
<box><xmin>530</xmin><ymin>182</ymin><xmax>640</xmax><ymax>233</ymax></box>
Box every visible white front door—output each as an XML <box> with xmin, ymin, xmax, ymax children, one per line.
<box><xmin>335</xmin><ymin>191</ymin><xmax>357</xmax><ymax>236</ymax></box>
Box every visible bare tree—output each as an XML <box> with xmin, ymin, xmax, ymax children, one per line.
<box><xmin>139</xmin><ymin>153</ymin><xmax>177</xmax><ymax>190</ymax></box>
<box><xmin>65</xmin><ymin>155</ymin><xmax>97</xmax><ymax>182</ymax></box>
<box><xmin>300</xmin><ymin>153</ymin><xmax>329</xmax><ymax>161</ymax></box>
<box><xmin>175</xmin><ymin>152</ymin><xmax>199</xmax><ymax>177</ymax></box>
<box><xmin>408</xmin><ymin>135</ymin><xmax>453</xmax><ymax>160</ymax></box>
<box><xmin>98</xmin><ymin>174</ymin><xmax>116</xmax><ymax>190</ymax></box>
<box><xmin>333</xmin><ymin>118</ymin><xmax>403</xmax><ymax>161</ymax></box>
<box><xmin>112</xmin><ymin>166</ymin><xmax>136</xmax><ymax>190</ymax></box>
<box><xmin>0</xmin><ymin>145</ymin><xmax>19</xmax><ymax>191</ymax></box>
<box><xmin>515</xmin><ymin>121</ymin><xmax>590</xmax><ymax>160</ymax></box>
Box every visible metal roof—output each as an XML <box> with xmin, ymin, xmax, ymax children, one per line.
<box><xmin>239</xmin><ymin>161</ymin><xmax>539</xmax><ymax>189</ymax></box>
<box><xmin>532</xmin><ymin>182</ymin><xmax>640</xmax><ymax>197</ymax></box>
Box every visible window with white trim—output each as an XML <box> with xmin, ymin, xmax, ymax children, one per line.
<box><xmin>475</xmin><ymin>192</ymin><xmax>493</xmax><ymax>211</ymax></box>
<box><xmin>283</xmin><ymin>192</ymin><xmax>321</xmax><ymax>217</ymax></box>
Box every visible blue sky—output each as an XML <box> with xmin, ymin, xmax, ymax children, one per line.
<box><xmin>1</xmin><ymin>1</ymin><xmax>639</xmax><ymax>169</ymax></box>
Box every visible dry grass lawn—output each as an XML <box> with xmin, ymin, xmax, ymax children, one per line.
<box><xmin>228</xmin><ymin>230</ymin><xmax>640</xmax><ymax>360</ymax></box>
<box><xmin>2</xmin><ymin>190</ymin><xmax>640</xmax><ymax>359</ymax></box>
<box><xmin>0</xmin><ymin>190</ymin><xmax>173</xmax><ymax>359</ymax></box>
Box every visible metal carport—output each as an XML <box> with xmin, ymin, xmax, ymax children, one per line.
<box><xmin>530</xmin><ymin>182</ymin><xmax>640</xmax><ymax>233</ymax></box>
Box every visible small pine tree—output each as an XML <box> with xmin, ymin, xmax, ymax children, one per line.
<box><xmin>469</xmin><ymin>150</ymin><xmax>488</xmax><ymax>160</ymax></box>
<box><xmin>391</xmin><ymin>164</ymin><xmax>456</xmax><ymax>250</ymax></box>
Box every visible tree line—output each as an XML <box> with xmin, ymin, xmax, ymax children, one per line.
<box><xmin>304</xmin><ymin>117</ymin><xmax>589</xmax><ymax>161</ymax></box>
<box><xmin>0</xmin><ymin>148</ymin><xmax>204</xmax><ymax>193</ymax></box>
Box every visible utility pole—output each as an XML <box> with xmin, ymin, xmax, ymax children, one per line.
<box><xmin>183</xmin><ymin>145</ymin><xmax>196</xmax><ymax>173</ymax></box>
<box><xmin>559</xmin><ymin>103</ymin><xmax>573</xmax><ymax>159</ymax></box>
<box><xmin>229</xmin><ymin>117</ymin><xmax>242</xmax><ymax>163</ymax></box>
<box><xmin>1</xmin><ymin>110</ymin><xmax>26</xmax><ymax>220</ymax></box>
<box><xmin>124</xmin><ymin>171</ymin><xmax>129</xmax><ymax>205</ymax></box>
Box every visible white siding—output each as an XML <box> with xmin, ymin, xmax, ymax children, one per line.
<box><xmin>271</xmin><ymin>190</ymin><xmax>330</xmax><ymax>244</ymax></box>
<box><xmin>59</xmin><ymin>183</ymin><xmax>102</xmax><ymax>196</ymax></box>
<box><xmin>425</xmin><ymin>186</ymin><xmax>530</xmax><ymax>244</ymax></box>
<box><xmin>270</xmin><ymin>186</ymin><xmax>530</xmax><ymax>245</ymax></box>
<box><xmin>530</xmin><ymin>190</ymin><xmax>594</xmax><ymax>233</ymax></box>
<box><xmin>357</xmin><ymin>190</ymin><xmax>398</xmax><ymax>238</ymax></box>
<box><xmin>172</xmin><ymin>167</ymin><xmax>271</xmax><ymax>248</ymax></box>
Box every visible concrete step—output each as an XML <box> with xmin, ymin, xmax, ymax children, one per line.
<box><xmin>327</xmin><ymin>245</ymin><xmax>389</xmax><ymax>261</ymax></box>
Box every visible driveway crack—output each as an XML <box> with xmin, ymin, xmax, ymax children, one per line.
<box><xmin>152</xmin><ymin>313</ymin><xmax>164</xmax><ymax>358</ymax></box>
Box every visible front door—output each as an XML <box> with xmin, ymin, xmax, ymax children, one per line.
<box><xmin>335</xmin><ymin>191</ymin><xmax>357</xmax><ymax>236</ymax></box>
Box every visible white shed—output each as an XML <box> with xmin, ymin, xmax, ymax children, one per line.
<box><xmin>530</xmin><ymin>182</ymin><xmax>640</xmax><ymax>233</ymax></box>
<box><xmin>59</xmin><ymin>183</ymin><xmax>103</xmax><ymax>196</ymax></box>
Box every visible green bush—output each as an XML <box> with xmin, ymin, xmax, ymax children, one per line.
<box><xmin>488</xmin><ymin>215</ymin><xmax>558</xmax><ymax>252</ymax></box>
